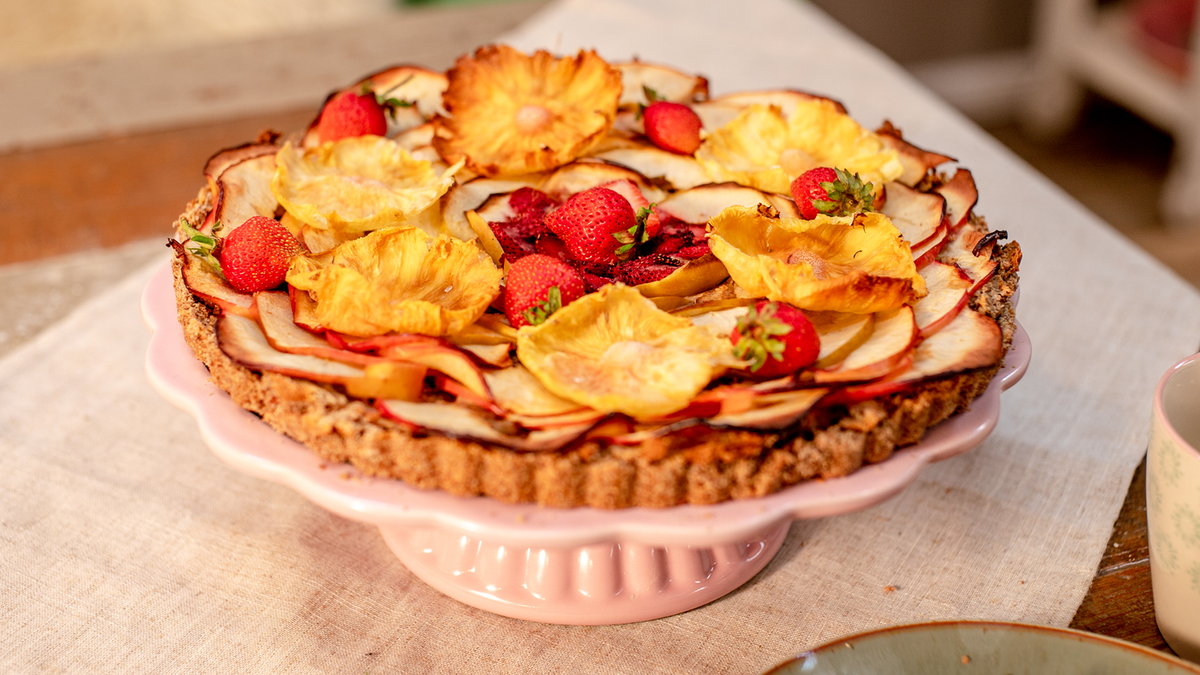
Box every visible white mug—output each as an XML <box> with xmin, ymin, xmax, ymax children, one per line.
<box><xmin>1148</xmin><ymin>352</ymin><xmax>1200</xmax><ymax>662</ymax></box>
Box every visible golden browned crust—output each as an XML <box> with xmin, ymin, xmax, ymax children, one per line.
<box><xmin>170</xmin><ymin>190</ymin><xmax>1020</xmax><ymax>509</ymax></box>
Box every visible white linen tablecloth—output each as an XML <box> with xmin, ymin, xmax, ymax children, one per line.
<box><xmin>4</xmin><ymin>0</ymin><xmax>1200</xmax><ymax>672</ymax></box>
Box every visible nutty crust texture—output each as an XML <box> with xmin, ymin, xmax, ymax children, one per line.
<box><xmin>170</xmin><ymin>189</ymin><xmax>1020</xmax><ymax>509</ymax></box>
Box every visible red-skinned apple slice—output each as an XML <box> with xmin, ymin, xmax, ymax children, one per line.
<box><xmin>460</xmin><ymin>343</ymin><xmax>512</xmax><ymax>368</ymax></box>
<box><xmin>177</xmin><ymin>250</ymin><xmax>257</xmax><ymax>319</ymax></box>
<box><xmin>875</xmin><ymin>121</ymin><xmax>955</xmax><ymax>187</ymax></box>
<box><xmin>635</xmin><ymin>254</ymin><xmax>730</xmax><ymax>298</ymax></box>
<box><xmin>934</xmin><ymin>169</ymin><xmax>979</xmax><ymax>233</ymax></box>
<box><xmin>212</xmin><ymin>154</ymin><xmax>279</xmax><ymax>236</ymax></box>
<box><xmin>881</xmin><ymin>181</ymin><xmax>947</xmax><ymax>248</ymax></box>
<box><xmin>707</xmin><ymin>388</ymin><xmax>828</xmax><ymax>429</ymax></box>
<box><xmin>442</xmin><ymin>176</ymin><xmax>543</xmax><ymax>243</ymax></box>
<box><xmin>483</xmin><ymin>366</ymin><xmax>585</xmax><ymax>417</ymax></box>
<box><xmin>540</xmin><ymin>162</ymin><xmax>666</xmax><ymax>203</ymax></box>
<box><xmin>376</xmin><ymin>400</ymin><xmax>595</xmax><ymax>452</ymax></box>
<box><xmin>823</xmin><ymin>308</ymin><xmax>1002</xmax><ymax>405</ymax></box>
<box><xmin>813</xmin><ymin>306</ymin><xmax>917</xmax><ymax>383</ymax></box>
<box><xmin>657</xmin><ymin>183</ymin><xmax>781</xmax><ymax>224</ymax></box>
<box><xmin>201</xmin><ymin>142</ymin><xmax>278</xmax><ymax>232</ymax></box>
<box><xmin>255</xmin><ymin>292</ymin><xmax>387</xmax><ymax>367</ymax></box>
<box><xmin>288</xmin><ymin>286</ymin><xmax>323</xmax><ymax>333</ymax></box>
<box><xmin>913</xmin><ymin>261</ymin><xmax>973</xmax><ymax>338</ymax></box>
<box><xmin>911</xmin><ymin>226</ymin><xmax>948</xmax><ymax>268</ymax></box>
<box><xmin>217</xmin><ymin>313</ymin><xmax>364</xmax><ymax>384</ymax></box>
<box><xmin>941</xmin><ymin>229</ymin><xmax>999</xmax><ymax>292</ymax></box>
<box><xmin>809</xmin><ymin>311</ymin><xmax>876</xmax><ymax>368</ymax></box>
<box><xmin>615</xmin><ymin>61</ymin><xmax>709</xmax><ymax>106</ymax></box>
<box><xmin>377</xmin><ymin>343</ymin><xmax>491</xmax><ymax>402</ymax></box>
<box><xmin>591</xmin><ymin>144</ymin><xmax>712</xmax><ymax>190</ymax></box>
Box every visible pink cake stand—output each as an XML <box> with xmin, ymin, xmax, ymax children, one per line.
<box><xmin>142</xmin><ymin>262</ymin><xmax>1030</xmax><ymax>625</ymax></box>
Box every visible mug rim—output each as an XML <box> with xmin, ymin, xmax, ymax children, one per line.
<box><xmin>1155</xmin><ymin>351</ymin><xmax>1200</xmax><ymax>459</ymax></box>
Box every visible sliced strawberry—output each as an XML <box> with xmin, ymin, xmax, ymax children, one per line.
<box><xmin>218</xmin><ymin>216</ymin><xmax>305</xmax><ymax>293</ymax></box>
<box><xmin>614</xmin><ymin>254</ymin><xmax>683</xmax><ymax>286</ymax></box>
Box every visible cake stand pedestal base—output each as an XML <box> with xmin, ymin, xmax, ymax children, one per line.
<box><xmin>378</xmin><ymin>521</ymin><xmax>791</xmax><ymax>625</ymax></box>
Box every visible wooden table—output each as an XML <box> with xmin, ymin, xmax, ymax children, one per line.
<box><xmin>0</xmin><ymin>110</ymin><xmax>1171</xmax><ymax>655</ymax></box>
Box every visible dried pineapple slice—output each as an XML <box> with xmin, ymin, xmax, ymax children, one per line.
<box><xmin>285</xmin><ymin>226</ymin><xmax>502</xmax><ymax>337</ymax></box>
<box><xmin>272</xmin><ymin>136</ymin><xmax>461</xmax><ymax>236</ymax></box>
<box><xmin>433</xmin><ymin>45</ymin><xmax>622</xmax><ymax>177</ymax></box>
<box><xmin>708</xmin><ymin>205</ymin><xmax>925</xmax><ymax>314</ymax></box>
<box><xmin>517</xmin><ymin>284</ymin><xmax>737</xmax><ymax>419</ymax></box>
<box><xmin>696</xmin><ymin>101</ymin><xmax>902</xmax><ymax>194</ymax></box>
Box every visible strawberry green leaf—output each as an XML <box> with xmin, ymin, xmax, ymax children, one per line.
<box><xmin>523</xmin><ymin>286</ymin><xmax>563</xmax><ymax>326</ymax></box>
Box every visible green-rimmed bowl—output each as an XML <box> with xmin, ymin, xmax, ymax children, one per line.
<box><xmin>764</xmin><ymin>622</ymin><xmax>1200</xmax><ymax>674</ymax></box>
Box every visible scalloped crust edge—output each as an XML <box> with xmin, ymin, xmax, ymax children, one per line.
<box><xmin>169</xmin><ymin>187</ymin><xmax>1021</xmax><ymax>509</ymax></box>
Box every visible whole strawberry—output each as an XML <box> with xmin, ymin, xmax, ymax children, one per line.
<box><xmin>644</xmin><ymin>102</ymin><xmax>702</xmax><ymax>155</ymax></box>
<box><xmin>790</xmin><ymin>167</ymin><xmax>875</xmax><ymax>219</ymax></box>
<box><xmin>504</xmin><ymin>254</ymin><xmax>587</xmax><ymax>328</ymax></box>
<box><xmin>544</xmin><ymin>186</ymin><xmax>637</xmax><ymax>265</ymax></box>
<box><xmin>219</xmin><ymin>216</ymin><xmax>305</xmax><ymax>293</ymax></box>
<box><xmin>316</xmin><ymin>89</ymin><xmax>388</xmax><ymax>144</ymax></box>
<box><xmin>731</xmin><ymin>301</ymin><xmax>820</xmax><ymax>378</ymax></box>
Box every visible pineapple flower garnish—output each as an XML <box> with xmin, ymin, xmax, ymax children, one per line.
<box><xmin>695</xmin><ymin>100</ymin><xmax>903</xmax><ymax>195</ymax></box>
<box><xmin>286</xmin><ymin>226</ymin><xmax>502</xmax><ymax>337</ymax></box>
<box><xmin>707</xmin><ymin>204</ymin><xmax>926</xmax><ymax>314</ymax></box>
<box><xmin>272</xmin><ymin>136</ymin><xmax>463</xmax><ymax>236</ymax></box>
<box><xmin>517</xmin><ymin>284</ymin><xmax>740</xmax><ymax>419</ymax></box>
<box><xmin>432</xmin><ymin>45</ymin><xmax>622</xmax><ymax>177</ymax></box>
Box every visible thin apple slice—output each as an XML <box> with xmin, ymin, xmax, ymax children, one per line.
<box><xmin>288</xmin><ymin>286</ymin><xmax>323</xmax><ymax>333</ymax></box>
<box><xmin>449</xmin><ymin>321</ymin><xmax>515</xmax><ymax>346</ymax></box>
<box><xmin>483</xmin><ymin>366</ymin><xmax>585</xmax><ymax>416</ymax></box>
<box><xmin>376</xmin><ymin>400</ymin><xmax>595</xmax><ymax>452</ymax></box>
<box><xmin>591</xmin><ymin>145</ymin><xmax>712</xmax><ymax>191</ymax></box>
<box><xmin>657</xmin><ymin>183</ymin><xmax>777</xmax><ymax>224</ymax></box>
<box><xmin>635</xmin><ymin>254</ymin><xmax>729</xmax><ymax>298</ymax></box>
<box><xmin>392</xmin><ymin>122</ymin><xmax>436</xmax><ymax>150</ymax></box>
<box><xmin>466</xmin><ymin>210</ymin><xmax>505</xmax><ymax>264</ymax></box>
<box><xmin>875</xmin><ymin>121</ymin><xmax>955</xmax><ymax>187</ymax></box>
<box><xmin>934</xmin><ymin>168</ymin><xmax>979</xmax><ymax>233</ymax></box>
<box><xmin>911</xmin><ymin>226</ymin><xmax>948</xmax><ymax>268</ymax></box>
<box><xmin>541</xmin><ymin>162</ymin><xmax>666</xmax><ymax>203</ymax></box>
<box><xmin>344</xmin><ymin>362</ymin><xmax>427</xmax><ymax>401</ymax></box>
<box><xmin>688</xmin><ymin>305</ymin><xmax>750</xmax><ymax>338</ymax></box>
<box><xmin>377</xmin><ymin>343</ymin><xmax>491</xmax><ymax>402</ymax></box>
<box><xmin>178</xmin><ymin>251</ymin><xmax>257</xmax><ymax>319</ymax></box>
<box><xmin>809</xmin><ymin>311</ymin><xmax>875</xmax><ymax>368</ymax></box>
<box><xmin>256</xmin><ymin>291</ymin><xmax>385</xmax><ymax>367</ymax></box>
<box><xmin>941</xmin><ymin>229</ymin><xmax>999</xmax><ymax>291</ymax></box>
<box><xmin>827</xmin><ymin>308</ymin><xmax>1003</xmax><ymax>405</ymax></box>
<box><xmin>881</xmin><ymin>181</ymin><xmax>947</xmax><ymax>248</ymax></box>
<box><xmin>460</xmin><ymin>343</ymin><xmax>512</xmax><ymax>368</ymax></box>
<box><xmin>201</xmin><ymin>142</ymin><xmax>278</xmax><ymax>232</ymax></box>
<box><xmin>442</xmin><ymin>176</ymin><xmax>543</xmax><ymax>242</ymax></box>
<box><xmin>365</xmin><ymin>66</ymin><xmax>448</xmax><ymax>123</ymax></box>
<box><xmin>814</xmin><ymin>306</ymin><xmax>917</xmax><ymax>383</ymax></box>
<box><xmin>709</xmin><ymin>90</ymin><xmax>847</xmax><ymax>118</ymax></box>
<box><xmin>616</xmin><ymin>61</ymin><xmax>709</xmax><ymax>106</ymax></box>
<box><xmin>217</xmin><ymin>314</ymin><xmax>364</xmax><ymax>384</ymax></box>
<box><xmin>691</xmin><ymin>101</ymin><xmax>744</xmax><ymax>132</ymax></box>
<box><xmin>212</xmin><ymin>153</ymin><xmax>279</xmax><ymax>236</ymax></box>
<box><xmin>707</xmin><ymin>388</ymin><xmax>828</xmax><ymax>429</ymax></box>
<box><xmin>914</xmin><ymin>261</ymin><xmax>973</xmax><ymax>338</ymax></box>
<box><xmin>668</xmin><ymin>297</ymin><xmax>759</xmax><ymax>318</ymax></box>
<box><xmin>506</xmin><ymin>408</ymin><xmax>608</xmax><ymax>430</ymax></box>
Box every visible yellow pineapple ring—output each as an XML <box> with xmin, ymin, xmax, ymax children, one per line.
<box><xmin>285</xmin><ymin>226</ymin><xmax>502</xmax><ymax>337</ymax></box>
<box><xmin>696</xmin><ymin>101</ymin><xmax>903</xmax><ymax>195</ymax></box>
<box><xmin>708</xmin><ymin>205</ymin><xmax>925</xmax><ymax>314</ymax></box>
<box><xmin>272</xmin><ymin>136</ymin><xmax>462</xmax><ymax>235</ymax></box>
<box><xmin>433</xmin><ymin>45</ymin><xmax>622</xmax><ymax>177</ymax></box>
<box><xmin>517</xmin><ymin>284</ymin><xmax>738</xmax><ymax>419</ymax></box>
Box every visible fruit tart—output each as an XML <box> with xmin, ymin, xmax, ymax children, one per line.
<box><xmin>168</xmin><ymin>45</ymin><xmax>1021</xmax><ymax>509</ymax></box>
